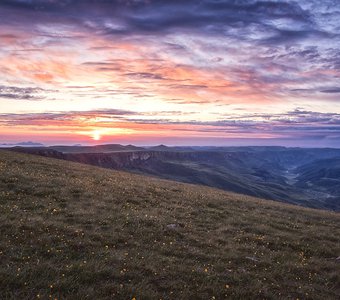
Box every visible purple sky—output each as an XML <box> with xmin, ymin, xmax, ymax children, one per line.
<box><xmin>1</xmin><ymin>0</ymin><xmax>340</xmax><ymax>147</ymax></box>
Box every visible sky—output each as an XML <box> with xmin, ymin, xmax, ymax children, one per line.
<box><xmin>1</xmin><ymin>0</ymin><xmax>340</xmax><ymax>147</ymax></box>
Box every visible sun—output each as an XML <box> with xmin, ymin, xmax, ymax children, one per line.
<box><xmin>91</xmin><ymin>130</ymin><xmax>101</xmax><ymax>141</ymax></box>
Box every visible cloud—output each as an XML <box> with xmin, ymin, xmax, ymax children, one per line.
<box><xmin>125</xmin><ymin>72</ymin><xmax>166</xmax><ymax>80</ymax></box>
<box><xmin>1</xmin><ymin>1</ymin><xmax>340</xmax><ymax>147</ymax></box>
<box><xmin>1</xmin><ymin>107</ymin><xmax>340</xmax><ymax>146</ymax></box>
<box><xmin>321</xmin><ymin>88</ymin><xmax>340</xmax><ymax>93</ymax></box>
<box><xmin>1</xmin><ymin>0</ymin><xmax>339</xmax><ymax>103</ymax></box>
<box><xmin>0</xmin><ymin>109</ymin><xmax>138</xmax><ymax>127</ymax></box>
<box><xmin>0</xmin><ymin>85</ymin><xmax>50</xmax><ymax>100</ymax></box>
<box><xmin>102</xmin><ymin>109</ymin><xmax>340</xmax><ymax>133</ymax></box>
<box><xmin>0</xmin><ymin>1</ymin><xmax>326</xmax><ymax>40</ymax></box>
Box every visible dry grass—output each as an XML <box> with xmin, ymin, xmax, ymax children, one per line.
<box><xmin>0</xmin><ymin>150</ymin><xmax>339</xmax><ymax>299</ymax></box>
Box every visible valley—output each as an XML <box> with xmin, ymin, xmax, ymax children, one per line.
<box><xmin>8</xmin><ymin>145</ymin><xmax>340</xmax><ymax>211</ymax></box>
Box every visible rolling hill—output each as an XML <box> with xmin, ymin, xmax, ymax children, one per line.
<box><xmin>0</xmin><ymin>150</ymin><xmax>339</xmax><ymax>299</ymax></box>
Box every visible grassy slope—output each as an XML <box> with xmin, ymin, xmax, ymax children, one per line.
<box><xmin>0</xmin><ymin>150</ymin><xmax>339</xmax><ymax>299</ymax></box>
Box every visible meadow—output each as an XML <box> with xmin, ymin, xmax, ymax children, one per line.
<box><xmin>0</xmin><ymin>150</ymin><xmax>339</xmax><ymax>299</ymax></box>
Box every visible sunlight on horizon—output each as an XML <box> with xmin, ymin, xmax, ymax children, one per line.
<box><xmin>91</xmin><ymin>130</ymin><xmax>101</xmax><ymax>141</ymax></box>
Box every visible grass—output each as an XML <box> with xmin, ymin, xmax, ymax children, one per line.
<box><xmin>0</xmin><ymin>150</ymin><xmax>339</xmax><ymax>299</ymax></box>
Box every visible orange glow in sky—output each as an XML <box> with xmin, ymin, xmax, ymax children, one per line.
<box><xmin>1</xmin><ymin>1</ymin><xmax>340</xmax><ymax>147</ymax></box>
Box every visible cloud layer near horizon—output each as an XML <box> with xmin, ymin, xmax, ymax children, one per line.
<box><xmin>1</xmin><ymin>0</ymin><xmax>340</xmax><ymax>146</ymax></box>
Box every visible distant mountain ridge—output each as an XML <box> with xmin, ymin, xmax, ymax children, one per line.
<box><xmin>0</xmin><ymin>141</ymin><xmax>44</xmax><ymax>147</ymax></box>
<box><xmin>50</xmin><ymin>144</ymin><xmax>145</xmax><ymax>153</ymax></box>
<box><xmin>6</xmin><ymin>144</ymin><xmax>340</xmax><ymax>211</ymax></box>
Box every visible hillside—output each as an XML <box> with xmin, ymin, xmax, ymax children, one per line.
<box><xmin>0</xmin><ymin>150</ymin><xmax>339</xmax><ymax>299</ymax></box>
<box><xmin>9</xmin><ymin>146</ymin><xmax>340</xmax><ymax>210</ymax></box>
